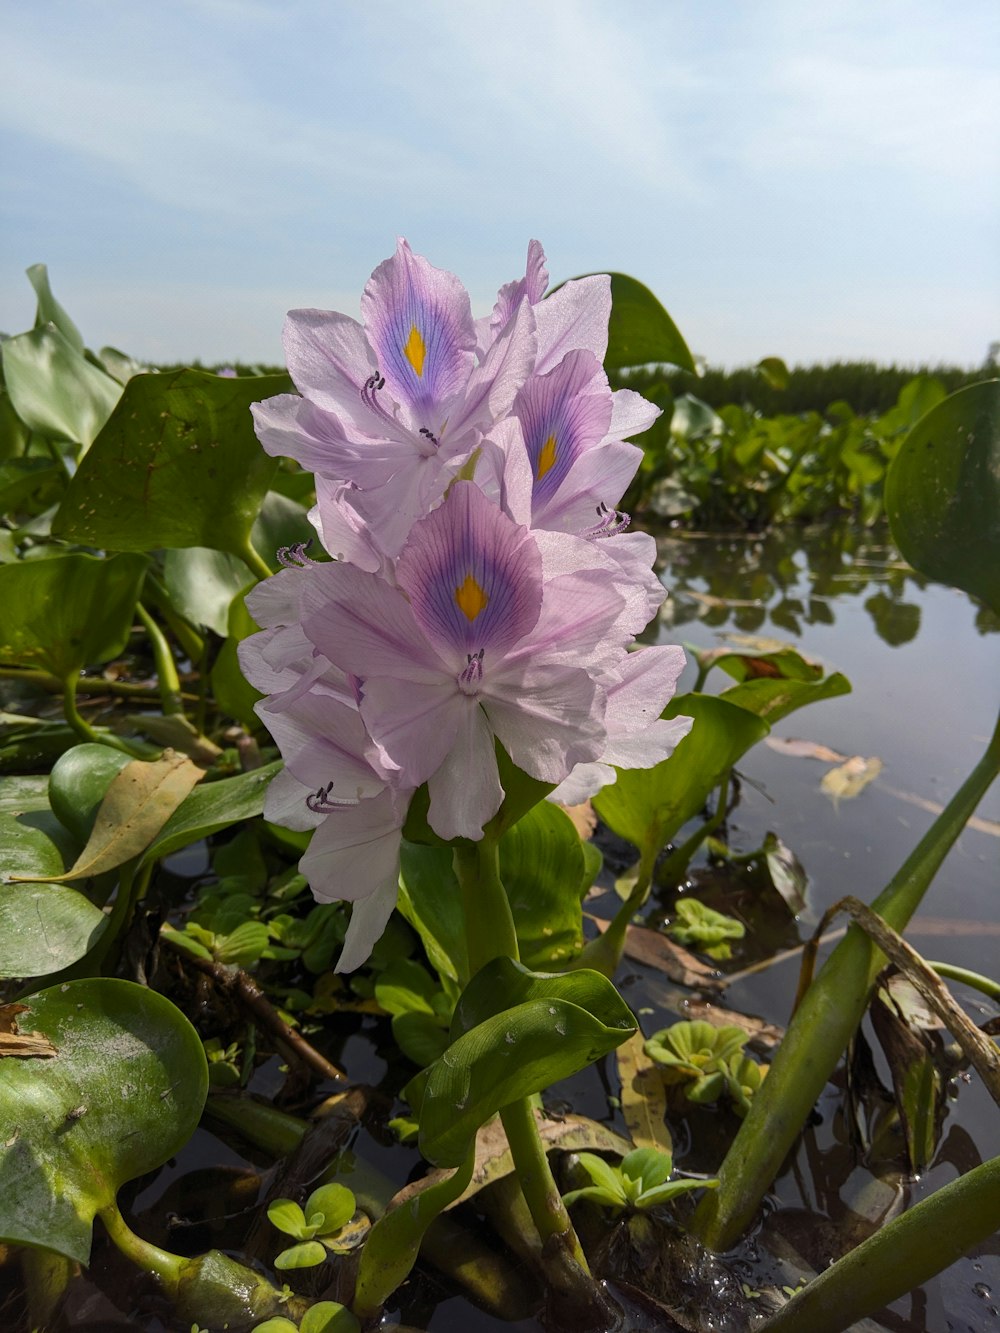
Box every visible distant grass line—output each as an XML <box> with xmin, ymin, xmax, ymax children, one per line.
<box><xmin>161</xmin><ymin>358</ymin><xmax>993</xmax><ymax>418</ymax></box>
<box><xmin>613</xmin><ymin>360</ymin><xmax>991</xmax><ymax>416</ymax></box>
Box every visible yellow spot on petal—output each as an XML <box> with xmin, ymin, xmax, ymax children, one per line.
<box><xmin>403</xmin><ymin>324</ymin><xmax>426</xmax><ymax>377</ymax></box>
<box><xmin>536</xmin><ymin>433</ymin><xmax>557</xmax><ymax>479</ymax></box>
<box><xmin>455</xmin><ymin>573</ymin><xmax>489</xmax><ymax>622</ymax></box>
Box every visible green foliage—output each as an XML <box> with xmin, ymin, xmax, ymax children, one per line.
<box><xmin>267</xmin><ymin>1183</ymin><xmax>360</xmax><ymax>1269</ymax></box>
<box><xmin>0</xmin><ymin>552</ymin><xmax>147</xmax><ymax>680</ymax></box>
<box><xmin>562</xmin><ymin>1146</ymin><xmax>718</xmax><ymax>1212</ymax></box>
<box><xmin>52</xmin><ymin>369</ymin><xmax>288</xmax><ymax>567</ymax></box>
<box><xmin>885</xmin><ymin>379</ymin><xmax>1000</xmax><ymax>615</ymax></box>
<box><xmin>665</xmin><ymin>898</ymin><xmax>745</xmax><ymax>960</ymax></box>
<box><xmin>644</xmin><ymin>1020</ymin><xmax>766</xmax><ymax>1116</ymax></box>
<box><xmin>418</xmin><ymin>960</ymin><xmax>636</xmax><ymax>1166</ymax></box>
<box><xmin>0</xmin><ymin>978</ymin><xmax>208</xmax><ymax>1263</ymax></box>
<box><xmin>618</xmin><ymin>368</ymin><xmax>966</xmax><ymax>529</ymax></box>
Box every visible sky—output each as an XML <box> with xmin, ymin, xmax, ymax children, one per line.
<box><xmin>1</xmin><ymin>0</ymin><xmax>998</xmax><ymax>369</ymax></box>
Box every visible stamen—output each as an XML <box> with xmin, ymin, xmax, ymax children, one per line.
<box><xmin>581</xmin><ymin>501</ymin><xmax>631</xmax><ymax>540</ymax></box>
<box><xmin>419</xmin><ymin>426</ymin><xmax>439</xmax><ymax>446</ymax></box>
<box><xmin>458</xmin><ymin>648</ymin><xmax>485</xmax><ymax>694</ymax></box>
<box><xmin>360</xmin><ymin>371</ymin><xmax>395</xmax><ymax>428</ymax></box>
<box><xmin>305</xmin><ymin>781</ymin><xmax>361</xmax><ymax>814</ymax></box>
<box><xmin>277</xmin><ymin>539</ymin><xmax>318</xmax><ymax>568</ymax></box>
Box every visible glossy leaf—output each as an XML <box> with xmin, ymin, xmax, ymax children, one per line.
<box><xmin>603</xmin><ymin>272</ymin><xmax>695</xmax><ymax>372</ymax></box>
<box><xmin>0</xmin><ymin>882</ymin><xmax>107</xmax><ymax>978</ymax></box>
<box><xmin>52</xmin><ymin>370</ymin><xmax>289</xmax><ymax>560</ymax></box>
<box><xmin>720</xmin><ymin>670</ymin><xmax>851</xmax><ymax>724</ymax></box>
<box><xmin>885</xmin><ymin>379</ymin><xmax>1000</xmax><ymax>614</ymax></box>
<box><xmin>26</xmin><ymin>264</ymin><xmax>84</xmax><ymax>353</ymax></box>
<box><xmin>48</xmin><ymin>744</ymin><xmax>132</xmax><ymax>844</ymax></box>
<box><xmin>397</xmin><ymin>842</ymin><xmax>467</xmax><ymax>984</ymax></box>
<box><xmin>0</xmin><ymin>775</ymin><xmax>50</xmax><ymax>816</ymax></box>
<box><xmin>1</xmin><ymin>325</ymin><xmax>121</xmax><ymax>450</ymax></box>
<box><xmin>0</xmin><ymin>978</ymin><xmax>208</xmax><ymax>1263</ymax></box>
<box><xmin>593</xmin><ymin>694</ymin><xmax>769</xmax><ymax>876</ymax></box>
<box><xmin>0</xmin><ymin>811</ymin><xmax>68</xmax><ymax>882</ymax></box>
<box><xmin>420</xmin><ymin>994</ymin><xmax>635</xmax><ymax>1166</ymax></box>
<box><xmin>450</xmin><ymin>956</ymin><xmax>635</xmax><ymax>1041</ymax></box>
<box><xmin>498</xmin><ymin>801</ymin><xmax>586</xmax><ymax>968</ymax></box>
<box><xmin>0</xmin><ymin>552</ymin><xmax>147</xmax><ymax>679</ymax></box>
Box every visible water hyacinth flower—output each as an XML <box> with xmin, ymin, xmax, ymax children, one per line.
<box><xmin>244</xmin><ymin>240</ymin><xmax>691</xmax><ymax>968</ymax></box>
<box><xmin>253</xmin><ymin>239</ymin><xmax>537</xmax><ymax>562</ymax></box>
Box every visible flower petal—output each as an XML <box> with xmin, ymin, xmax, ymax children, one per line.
<box><xmin>513</xmin><ymin>349</ymin><xmax>612</xmax><ymax>511</ymax></box>
<box><xmin>359</xmin><ymin>676</ymin><xmax>464</xmax><ymax>786</ymax></box>
<box><xmin>361</xmin><ymin>239</ymin><xmax>476</xmax><ymax>422</ymax></box>
<box><xmin>299</xmin><ymin>561</ymin><xmax>445</xmax><ymax>681</ymax></box>
<box><xmin>534</xmin><ymin>274</ymin><xmax>611</xmax><ymax>375</ymax></box>
<box><xmin>485</xmin><ymin>664</ymin><xmax>605</xmax><ymax>783</ymax></box>
<box><xmin>396</xmin><ymin>480</ymin><xmax>543</xmax><ymax>661</ymax></box>
<box><xmin>283</xmin><ymin>309</ymin><xmax>378</xmax><ymax>430</ymax></box>
<box><xmin>426</xmin><ymin>701</ymin><xmax>504</xmax><ymax>840</ymax></box>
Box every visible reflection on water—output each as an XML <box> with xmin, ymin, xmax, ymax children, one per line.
<box><xmin>641</xmin><ymin>519</ymin><xmax>1000</xmax><ymax>1331</ymax></box>
<box><xmin>654</xmin><ymin>521</ymin><xmax>999</xmax><ymax>647</ymax></box>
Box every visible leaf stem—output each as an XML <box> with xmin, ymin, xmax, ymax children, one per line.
<box><xmin>0</xmin><ymin>665</ymin><xmax>197</xmax><ymax>700</ymax></box>
<box><xmin>98</xmin><ymin>1200</ymin><xmax>185</xmax><ymax>1296</ymax></box>
<box><xmin>136</xmin><ymin>603</ymin><xmax>185</xmax><ymax>716</ymax></box>
<box><xmin>453</xmin><ymin>837</ymin><xmax>591</xmax><ymax>1272</ymax></box>
<box><xmin>236</xmin><ymin>538</ymin><xmax>273</xmax><ymax>583</ymax></box>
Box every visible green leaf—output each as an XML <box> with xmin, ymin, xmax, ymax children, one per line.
<box><xmin>1</xmin><ymin>325</ymin><xmax>121</xmax><ymax>450</ymax></box>
<box><xmin>0</xmin><ymin>882</ymin><xmax>108</xmax><ymax>978</ymax></box>
<box><xmin>593</xmin><ymin>694</ymin><xmax>769</xmax><ymax>878</ymax></box>
<box><xmin>603</xmin><ymin>273</ymin><xmax>695</xmax><ymax>373</ymax></box>
<box><xmin>162</xmin><ymin>546</ymin><xmax>249</xmax><ymax>636</ymax></box>
<box><xmin>0</xmin><ymin>978</ymin><xmax>208</xmax><ymax>1263</ymax></box>
<box><xmin>52</xmin><ymin>370</ymin><xmax>288</xmax><ymax>561</ymax></box>
<box><xmin>720</xmin><ymin>671</ymin><xmax>851</xmax><ymax>724</ymax></box>
<box><xmin>375</xmin><ymin>958</ymin><xmax>441</xmax><ymax>1017</ymax></box>
<box><xmin>299</xmin><ymin>1303</ymin><xmax>360</xmax><ymax>1333</ymax></box>
<box><xmin>499</xmin><ymin>801</ymin><xmax>586</xmax><ymax>968</ymax></box>
<box><xmin>756</xmin><ymin>357</ymin><xmax>789</xmax><ymax>392</ymax></box>
<box><xmin>450</xmin><ymin>957</ymin><xmax>635</xmax><ymax>1042</ymax></box>
<box><xmin>48</xmin><ymin>744</ymin><xmax>135</xmax><ymax>844</ymax></box>
<box><xmin>26</xmin><ymin>264</ymin><xmax>85</xmax><ymax>353</ymax></box>
<box><xmin>305</xmin><ymin>1182</ymin><xmax>356</xmax><ymax>1235</ymax></box>
<box><xmin>0</xmin><ymin>811</ymin><xmax>69</xmax><ymax>881</ymax></box>
<box><xmin>273</xmin><ymin>1240</ymin><xmax>327</xmax><ymax>1270</ymax></box>
<box><xmin>266</xmin><ymin>1198</ymin><xmax>310</xmax><ymax>1239</ymax></box>
<box><xmin>397</xmin><ymin>842</ymin><xmax>468</xmax><ymax>984</ymax></box>
<box><xmin>0</xmin><ymin>552</ymin><xmax>147</xmax><ymax>678</ymax></box>
<box><xmin>210</xmin><ymin>585</ymin><xmax>263</xmax><ymax>728</ymax></box>
<box><xmin>421</xmin><ymin>970</ymin><xmax>636</xmax><ymax>1167</ymax></box>
<box><xmin>0</xmin><ymin>775</ymin><xmax>50</xmax><ymax>817</ymax></box>
<box><xmin>885</xmin><ymin>379</ymin><xmax>1000</xmax><ymax>614</ymax></box>
<box><xmin>140</xmin><ymin>760</ymin><xmax>281</xmax><ymax>865</ymax></box>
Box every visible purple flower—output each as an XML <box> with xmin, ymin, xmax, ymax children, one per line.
<box><xmin>252</xmin><ymin>239</ymin><xmax>537</xmax><ymax>559</ymax></box>
<box><xmin>298</xmin><ymin>482</ymin><xmax>635</xmax><ymax>841</ymax></box>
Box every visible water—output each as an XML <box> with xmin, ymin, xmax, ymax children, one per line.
<box><xmin>645</xmin><ymin>521</ymin><xmax>1000</xmax><ymax>1331</ymax></box>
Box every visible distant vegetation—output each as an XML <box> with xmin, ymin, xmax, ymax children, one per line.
<box><xmin>616</xmin><ymin>358</ymin><xmax>990</xmax><ymax>417</ymax></box>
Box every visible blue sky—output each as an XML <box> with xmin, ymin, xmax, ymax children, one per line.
<box><xmin>1</xmin><ymin>0</ymin><xmax>997</xmax><ymax>368</ymax></box>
